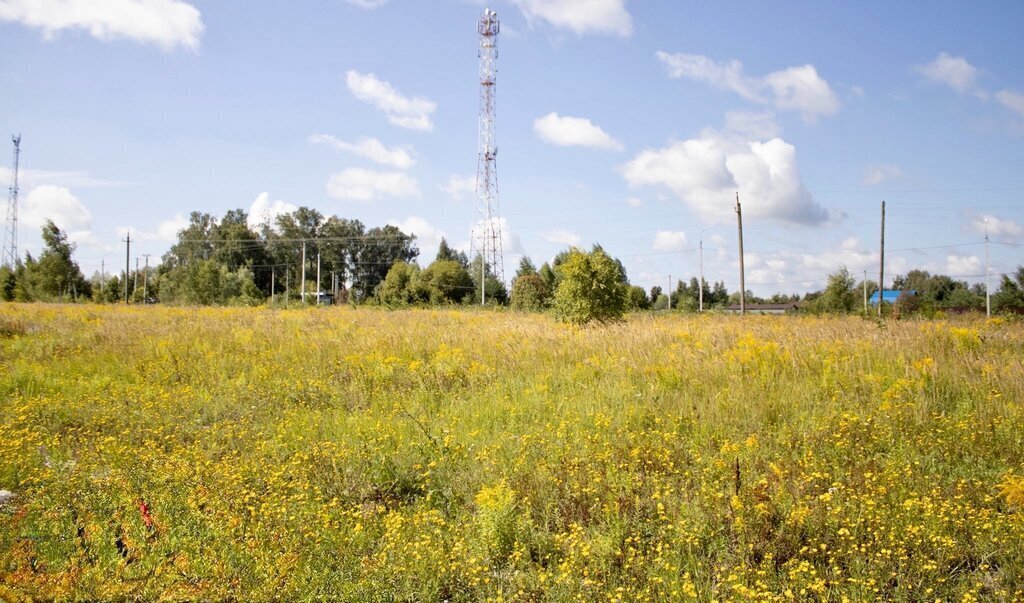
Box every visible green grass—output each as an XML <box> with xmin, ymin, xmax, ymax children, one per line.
<box><xmin>0</xmin><ymin>304</ymin><xmax>1022</xmax><ymax>601</ymax></box>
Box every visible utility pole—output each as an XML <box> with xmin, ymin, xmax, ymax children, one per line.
<box><xmin>985</xmin><ymin>217</ymin><xmax>991</xmax><ymax>318</ymax></box>
<box><xmin>863</xmin><ymin>270</ymin><xmax>868</xmax><ymax>313</ymax></box>
<box><xmin>123</xmin><ymin>231</ymin><xmax>132</xmax><ymax>304</ymax></box>
<box><xmin>878</xmin><ymin>201</ymin><xmax>885</xmax><ymax>318</ymax></box>
<box><xmin>316</xmin><ymin>251</ymin><xmax>322</xmax><ymax>306</ymax></box>
<box><xmin>300</xmin><ymin>240</ymin><xmax>306</xmax><ymax>305</ymax></box>
<box><xmin>142</xmin><ymin>254</ymin><xmax>150</xmax><ymax>301</ymax></box>
<box><xmin>735</xmin><ymin>192</ymin><xmax>746</xmax><ymax>315</ymax></box>
<box><xmin>271</xmin><ymin>267</ymin><xmax>275</xmax><ymax>305</ymax></box>
<box><xmin>699</xmin><ymin>237</ymin><xmax>704</xmax><ymax>313</ymax></box>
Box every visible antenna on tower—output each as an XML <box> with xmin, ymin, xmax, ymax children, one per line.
<box><xmin>470</xmin><ymin>7</ymin><xmax>504</xmax><ymax>304</ymax></box>
<box><xmin>2</xmin><ymin>134</ymin><xmax>21</xmax><ymax>269</ymax></box>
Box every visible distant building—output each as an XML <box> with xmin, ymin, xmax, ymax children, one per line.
<box><xmin>724</xmin><ymin>302</ymin><xmax>801</xmax><ymax>315</ymax></box>
<box><xmin>869</xmin><ymin>289</ymin><xmax>916</xmax><ymax>306</ymax></box>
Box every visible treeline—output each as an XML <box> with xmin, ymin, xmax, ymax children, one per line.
<box><xmin>2</xmin><ymin>208</ymin><xmax>1023</xmax><ymax>322</ymax></box>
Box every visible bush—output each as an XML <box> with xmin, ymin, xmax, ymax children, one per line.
<box><xmin>419</xmin><ymin>260</ymin><xmax>473</xmax><ymax>304</ymax></box>
<box><xmin>510</xmin><ymin>273</ymin><xmax>551</xmax><ymax>311</ymax></box>
<box><xmin>553</xmin><ymin>247</ymin><xmax>628</xmax><ymax>325</ymax></box>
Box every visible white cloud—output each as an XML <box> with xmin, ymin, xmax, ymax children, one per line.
<box><xmin>326</xmin><ymin>168</ymin><xmax>420</xmax><ymax>201</ymax></box>
<box><xmin>389</xmin><ymin>216</ymin><xmax>444</xmax><ymax>259</ymax></box>
<box><xmin>22</xmin><ymin>185</ymin><xmax>92</xmax><ymax>233</ymax></box>
<box><xmin>0</xmin><ymin>0</ymin><xmax>203</xmax><ymax>51</ymax></box>
<box><xmin>440</xmin><ymin>174</ymin><xmax>476</xmax><ymax>201</ymax></box>
<box><xmin>862</xmin><ymin>164</ymin><xmax>903</xmax><ymax>186</ymax></box>
<box><xmin>248</xmin><ymin>192</ymin><xmax>299</xmax><ymax>230</ymax></box>
<box><xmin>625</xmin><ymin>196</ymin><xmax>643</xmax><ymax>207</ymax></box>
<box><xmin>156</xmin><ymin>214</ymin><xmax>189</xmax><ymax>242</ymax></box>
<box><xmin>972</xmin><ymin>214</ymin><xmax>1024</xmax><ymax>240</ymax></box>
<box><xmin>996</xmin><ymin>90</ymin><xmax>1024</xmax><ymax>118</ymax></box>
<box><xmin>532</xmin><ymin>112</ymin><xmax>623</xmax><ymax>150</ymax></box>
<box><xmin>947</xmin><ymin>254</ymin><xmax>981</xmax><ymax>276</ymax></box>
<box><xmin>309</xmin><ymin>134</ymin><xmax>414</xmax><ymax>169</ymax></box>
<box><xmin>652</xmin><ymin>230</ymin><xmax>687</xmax><ymax>252</ymax></box>
<box><xmin>511</xmin><ymin>0</ymin><xmax>632</xmax><ymax>37</ymax></box>
<box><xmin>656</xmin><ymin>52</ymin><xmax>840</xmax><ymax>121</ymax></box>
<box><xmin>724</xmin><ymin>111</ymin><xmax>780</xmax><ymax>139</ymax></box>
<box><xmin>345</xmin><ymin>70</ymin><xmax>436</xmax><ymax>131</ymax></box>
<box><xmin>915</xmin><ymin>52</ymin><xmax>979</xmax><ymax>93</ymax></box>
<box><xmin>343</xmin><ymin>0</ymin><xmax>388</xmax><ymax>8</ymax></box>
<box><xmin>0</xmin><ymin>167</ymin><xmax>130</xmax><ymax>189</ymax></box>
<box><xmin>543</xmin><ymin>229</ymin><xmax>581</xmax><ymax>247</ymax></box>
<box><xmin>621</xmin><ymin>129</ymin><xmax>828</xmax><ymax>225</ymax></box>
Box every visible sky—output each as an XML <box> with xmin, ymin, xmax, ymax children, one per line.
<box><xmin>1</xmin><ymin>0</ymin><xmax>1023</xmax><ymax>296</ymax></box>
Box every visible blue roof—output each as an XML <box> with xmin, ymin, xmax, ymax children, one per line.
<box><xmin>869</xmin><ymin>289</ymin><xmax>916</xmax><ymax>305</ymax></box>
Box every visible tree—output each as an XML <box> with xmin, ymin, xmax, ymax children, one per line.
<box><xmin>626</xmin><ymin>285</ymin><xmax>649</xmax><ymax>310</ymax></box>
<box><xmin>420</xmin><ymin>260</ymin><xmax>473</xmax><ymax>304</ymax></box>
<box><xmin>376</xmin><ymin>261</ymin><xmax>422</xmax><ymax>306</ymax></box>
<box><xmin>352</xmin><ymin>225</ymin><xmax>418</xmax><ymax>300</ymax></box>
<box><xmin>816</xmin><ymin>267</ymin><xmax>856</xmax><ymax>313</ymax></box>
<box><xmin>649</xmin><ymin>286</ymin><xmax>662</xmax><ymax>305</ymax></box>
<box><xmin>515</xmin><ymin>257</ymin><xmax>537</xmax><ymax>280</ymax></box>
<box><xmin>993</xmin><ymin>266</ymin><xmax>1024</xmax><ymax>312</ymax></box>
<box><xmin>25</xmin><ymin>220</ymin><xmax>90</xmax><ymax>301</ymax></box>
<box><xmin>0</xmin><ymin>265</ymin><xmax>14</xmax><ymax>301</ymax></box>
<box><xmin>553</xmin><ymin>247</ymin><xmax>628</xmax><ymax>325</ymax></box>
<box><xmin>510</xmin><ymin>273</ymin><xmax>550</xmax><ymax>311</ymax></box>
<box><xmin>538</xmin><ymin>262</ymin><xmax>557</xmax><ymax>292</ymax></box>
<box><xmin>435</xmin><ymin>238</ymin><xmax>469</xmax><ymax>268</ymax></box>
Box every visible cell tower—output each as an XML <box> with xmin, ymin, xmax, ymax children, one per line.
<box><xmin>470</xmin><ymin>8</ymin><xmax>504</xmax><ymax>304</ymax></box>
<box><xmin>2</xmin><ymin>134</ymin><xmax>20</xmax><ymax>270</ymax></box>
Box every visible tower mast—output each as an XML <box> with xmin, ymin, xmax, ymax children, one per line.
<box><xmin>2</xmin><ymin>135</ymin><xmax>21</xmax><ymax>269</ymax></box>
<box><xmin>470</xmin><ymin>8</ymin><xmax>504</xmax><ymax>304</ymax></box>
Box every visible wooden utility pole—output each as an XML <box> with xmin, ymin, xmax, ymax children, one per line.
<box><xmin>142</xmin><ymin>254</ymin><xmax>150</xmax><ymax>301</ymax></box>
<box><xmin>271</xmin><ymin>267</ymin><xmax>275</xmax><ymax>305</ymax></box>
<box><xmin>300</xmin><ymin>241</ymin><xmax>306</xmax><ymax>304</ymax></box>
<box><xmin>122</xmin><ymin>231</ymin><xmax>132</xmax><ymax>304</ymax></box>
<box><xmin>878</xmin><ymin>201</ymin><xmax>885</xmax><ymax>318</ymax></box>
<box><xmin>735</xmin><ymin>192</ymin><xmax>746</xmax><ymax>315</ymax></box>
<box><xmin>316</xmin><ymin>251</ymin><xmax>322</xmax><ymax>305</ymax></box>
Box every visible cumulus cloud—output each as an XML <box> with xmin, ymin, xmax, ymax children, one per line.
<box><xmin>652</xmin><ymin>230</ymin><xmax>687</xmax><ymax>252</ymax></box>
<box><xmin>345</xmin><ymin>70</ymin><xmax>436</xmax><ymax>131</ymax></box>
<box><xmin>621</xmin><ymin>128</ymin><xmax>829</xmax><ymax>225</ymax></box>
<box><xmin>21</xmin><ymin>185</ymin><xmax>92</xmax><ymax>233</ymax></box>
<box><xmin>947</xmin><ymin>254</ymin><xmax>981</xmax><ymax>276</ymax></box>
<box><xmin>533</xmin><ymin>112</ymin><xmax>623</xmax><ymax>150</ymax></box>
<box><xmin>543</xmin><ymin>229</ymin><xmax>581</xmax><ymax>247</ymax></box>
<box><xmin>309</xmin><ymin>134</ymin><xmax>414</xmax><ymax>169</ymax></box>
<box><xmin>440</xmin><ymin>174</ymin><xmax>476</xmax><ymax>201</ymax></box>
<box><xmin>862</xmin><ymin>164</ymin><xmax>903</xmax><ymax>186</ymax></box>
<box><xmin>248</xmin><ymin>192</ymin><xmax>299</xmax><ymax>230</ymax></box>
<box><xmin>656</xmin><ymin>52</ymin><xmax>840</xmax><ymax>121</ymax></box>
<box><xmin>511</xmin><ymin>0</ymin><xmax>632</xmax><ymax>37</ymax></box>
<box><xmin>389</xmin><ymin>216</ymin><xmax>444</xmax><ymax>259</ymax></box>
<box><xmin>972</xmin><ymin>214</ymin><xmax>1024</xmax><ymax>240</ymax></box>
<box><xmin>0</xmin><ymin>0</ymin><xmax>203</xmax><ymax>51</ymax></box>
<box><xmin>326</xmin><ymin>168</ymin><xmax>420</xmax><ymax>201</ymax></box>
<box><xmin>915</xmin><ymin>52</ymin><xmax>980</xmax><ymax>93</ymax></box>
<box><xmin>996</xmin><ymin>90</ymin><xmax>1024</xmax><ymax>118</ymax></box>
<box><xmin>156</xmin><ymin>214</ymin><xmax>189</xmax><ymax>242</ymax></box>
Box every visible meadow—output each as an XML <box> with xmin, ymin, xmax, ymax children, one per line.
<box><xmin>0</xmin><ymin>304</ymin><xmax>1022</xmax><ymax>602</ymax></box>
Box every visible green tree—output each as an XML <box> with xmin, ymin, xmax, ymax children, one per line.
<box><xmin>26</xmin><ymin>220</ymin><xmax>90</xmax><ymax>301</ymax></box>
<box><xmin>816</xmin><ymin>267</ymin><xmax>856</xmax><ymax>313</ymax></box>
<box><xmin>0</xmin><ymin>265</ymin><xmax>15</xmax><ymax>301</ymax></box>
<box><xmin>376</xmin><ymin>261</ymin><xmax>422</xmax><ymax>306</ymax></box>
<box><xmin>510</xmin><ymin>273</ymin><xmax>551</xmax><ymax>311</ymax></box>
<box><xmin>626</xmin><ymin>285</ymin><xmax>649</xmax><ymax>310</ymax></box>
<box><xmin>420</xmin><ymin>260</ymin><xmax>473</xmax><ymax>304</ymax></box>
<box><xmin>993</xmin><ymin>267</ymin><xmax>1024</xmax><ymax>312</ymax></box>
<box><xmin>553</xmin><ymin>247</ymin><xmax>628</xmax><ymax>325</ymax></box>
<box><xmin>468</xmin><ymin>253</ymin><xmax>508</xmax><ymax>305</ymax></box>
<box><xmin>352</xmin><ymin>225</ymin><xmax>418</xmax><ymax>301</ymax></box>
<box><xmin>435</xmin><ymin>238</ymin><xmax>469</xmax><ymax>268</ymax></box>
<box><xmin>515</xmin><ymin>257</ymin><xmax>537</xmax><ymax>280</ymax></box>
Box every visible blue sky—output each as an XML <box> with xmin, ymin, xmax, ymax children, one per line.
<box><xmin>1</xmin><ymin>0</ymin><xmax>1022</xmax><ymax>295</ymax></box>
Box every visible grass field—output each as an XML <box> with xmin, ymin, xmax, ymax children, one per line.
<box><xmin>0</xmin><ymin>304</ymin><xmax>1022</xmax><ymax>601</ymax></box>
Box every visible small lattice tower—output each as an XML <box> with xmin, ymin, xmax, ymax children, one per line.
<box><xmin>470</xmin><ymin>8</ymin><xmax>503</xmax><ymax>303</ymax></box>
<box><xmin>2</xmin><ymin>134</ymin><xmax>20</xmax><ymax>269</ymax></box>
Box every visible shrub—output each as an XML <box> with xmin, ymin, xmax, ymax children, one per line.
<box><xmin>553</xmin><ymin>247</ymin><xmax>628</xmax><ymax>325</ymax></box>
